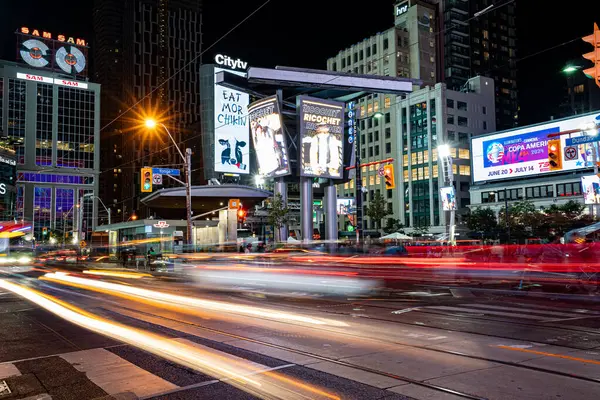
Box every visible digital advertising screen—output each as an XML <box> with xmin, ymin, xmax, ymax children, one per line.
<box><xmin>248</xmin><ymin>95</ymin><xmax>290</xmax><ymax>177</ymax></box>
<box><xmin>440</xmin><ymin>186</ymin><xmax>457</xmax><ymax>211</ymax></box>
<box><xmin>581</xmin><ymin>175</ymin><xmax>600</xmax><ymax>205</ymax></box>
<box><xmin>336</xmin><ymin>198</ymin><xmax>356</xmax><ymax>215</ymax></box>
<box><xmin>471</xmin><ymin>113</ymin><xmax>600</xmax><ymax>183</ymax></box>
<box><xmin>17</xmin><ymin>31</ymin><xmax>88</xmax><ymax>77</ymax></box>
<box><xmin>214</xmin><ymin>68</ymin><xmax>250</xmax><ymax>175</ymax></box>
<box><xmin>298</xmin><ymin>96</ymin><xmax>345</xmax><ymax>179</ymax></box>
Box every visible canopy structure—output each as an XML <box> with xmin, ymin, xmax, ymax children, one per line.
<box><xmin>381</xmin><ymin>232</ymin><xmax>413</xmax><ymax>240</ymax></box>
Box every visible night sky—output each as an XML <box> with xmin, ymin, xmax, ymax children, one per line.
<box><xmin>1</xmin><ymin>0</ymin><xmax>597</xmax><ymax>126</ymax></box>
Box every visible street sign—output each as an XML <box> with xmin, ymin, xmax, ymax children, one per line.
<box><xmin>153</xmin><ymin>221</ymin><xmax>169</xmax><ymax>228</ymax></box>
<box><xmin>564</xmin><ymin>146</ymin><xmax>578</xmax><ymax>161</ymax></box>
<box><xmin>228</xmin><ymin>199</ymin><xmax>241</xmax><ymax>209</ymax></box>
<box><xmin>378</xmin><ymin>166</ymin><xmax>385</xmax><ymax>177</ymax></box>
<box><xmin>152</xmin><ymin>168</ymin><xmax>180</xmax><ymax>176</ymax></box>
<box><xmin>79</xmin><ymin>240</ymin><xmax>87</xmax><ymax>248</ymax></box>
<box><xmin>152</xmin><ymin>174</ymin><xmax>163</xmax><ymax>185</ymax></box>
<box><xmin>566</xmin><ymin>135</ymin><xmax>599</xmax><ymax>146</ymax></box>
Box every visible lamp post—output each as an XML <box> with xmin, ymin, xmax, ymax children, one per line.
<box><xmin>562</xmin><ymin>65</ymin><xmax>581</xmax><ymax>116</ymax></box>
<box><xmin>83</xmin><ymin>193</ymin><xmax>111</xmax><ymax>225</ymax></box>
<box><xmin>145</xmin><ymin>120</ymin><xmax>193</xmax><ymax>247</ymax></box>
<box><xmin>437</xmin><ymin>144</ymin><xmax>456</xmax><ymax>245</ymax></box>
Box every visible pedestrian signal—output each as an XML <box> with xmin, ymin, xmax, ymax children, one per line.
<box><xmin>141</xmin><ymin>167</ymin><xmax>153</xmax><ymax>193</ymax></box>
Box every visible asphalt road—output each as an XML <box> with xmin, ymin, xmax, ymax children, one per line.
<box><xmin>1</xmin><ymin>266</ymin><xmax>600</xmax><ymax>400</ymax></box>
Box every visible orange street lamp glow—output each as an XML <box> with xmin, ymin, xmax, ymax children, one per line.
<box><xmin>145</xmin><ymin>119</ymin><xmax>157</xmax><ymax>129</ymax></box>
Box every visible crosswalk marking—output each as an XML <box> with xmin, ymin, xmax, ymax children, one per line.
<box><xmin>464</xmin><ymin>304</ymin><xmax>575</xmax><ymax>317</ymax></box>
<box><xmin>425</xmin><ymin>306</ymin><xmax>548</xmax><ymax>320</ymax></box>
<box><xmin>0</xmin><ymin>364</ymin><xmax>20</xmax><ymax>380</ymax></box>
<box><xmin>61</xmin><ymin>348</ymin><xmax>177</xmax><ymax>398</ymax></box>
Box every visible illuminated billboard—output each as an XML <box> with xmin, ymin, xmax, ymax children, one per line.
<box><xmin>472</xmin><ymin>113</ymin><xmax>600</xmax><ymax>183</ymax></box>
<box><xmin>298</xmin><ymin>96</ymin><xmax>345</xmax><ymax>179</ymax></box>
<box><xmin>440</xmin><ymin>187</ymin><xmax>457</xmax><ymax>211</ymax></box>
<box><xmin>582</xmin><ymin>175</ymin><xmax>600</xmax><ymax>204</ymax></box>
<box><xmin>214</xmin><ymin>67</ymin><xmax>250</xmax><ymax>175</ymax></box>
<box><xmin>17</xmin><ymin>28</ymin><xmax>88</xmax><ymax>77</ymax></box>
<box><xmin>248</xmin><ymin>95</ymin><xmax>290</xmax><ymax>177</ymax></box>
<box><xmin>336</xmin><ymin>198</ymin><xmax>356</xmax><ymax>215</ymax></box>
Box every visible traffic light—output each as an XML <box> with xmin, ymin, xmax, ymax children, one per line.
<box><xmin>383</xmin><ymin>164</ymin><xmax>395</xmax><ymax>189</ymax></box>
<box><xmin>583</xmin><ymin>23</ymin><xmax>600</xmax><ymax>88</ymax></box>
<box><xmin>548</xmin><ymin>139</ymin><xmax>563</xmax><ymax>171</ymax></box>
<box><xmin>141</xmin><ymin>167</ymin><xmax>153</xmax><ymax>193</ymax></box>
<box><xmin>237</xmin><ymin>208</ymin><xmax>247</xmax><ymax>224</ymax></box>
<box><xmin>42</xmin><ymin>227</ymin><xmax>48</xmax><ymax>236</ymax></box>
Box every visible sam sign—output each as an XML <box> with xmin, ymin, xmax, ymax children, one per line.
<box><xmin>214</xmin><ymin>67</ymin><xmax>250</xmax><ymax>175</ymax></box>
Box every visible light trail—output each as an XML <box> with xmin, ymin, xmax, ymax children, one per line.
<box><xmin>0</xmin><ymin>279</ymin><xmax>340</xmax><ymax>400</ymax></box>
<box><xmin>83</xmin><ymin>270</ymin><xmax>152</xmax><ymax>279</ymax></box>
<box><xmin>41</xmin><ymin>273</ymin><xmax>348</xmax><ymax>327</ymax></box>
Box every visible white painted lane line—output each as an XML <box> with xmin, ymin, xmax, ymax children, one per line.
<box><xmin>425</xmin><ymin>306</ymin><xmax>547</xmax><ymax>320</ymax></box>
<box><xmin>61</xmin><ymin>348</ymin><xmax>177</xmax><ymax>398</ymax></box>
<box><xmin>464</xmin><ymin>304</ymin><xmax>577</xmax><ymax>317</ymax></box>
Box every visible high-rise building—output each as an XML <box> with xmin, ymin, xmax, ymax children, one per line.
<box><xmin>93</xmin><ymin>0</ymin><xmax>202</xmax><ymax>221</ymax></box>
<box><xmin>328</xmin><ymin>1</ymin><xmax>496</xmax><ymax>234</ymax></box>
<box><xmin>0</xmin><ymin>61</ymin><xmax>101</xmax><ymax>241</ymax></box>
<box><xmin>434</xmin><ymin>0</ymin><xmax>518</xmax><ymax>130</ymax></box>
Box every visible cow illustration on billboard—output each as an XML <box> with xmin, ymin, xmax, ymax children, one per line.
<box><xmin>218</xmin><ymin>139</ymin><xmax>247</xmax><ymax>171</ymax></box>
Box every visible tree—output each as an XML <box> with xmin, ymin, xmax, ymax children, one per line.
<box><xmin>498</xmin><ymin>200</ymin><xmax>544</xmax><ymax>241</ymax></box>
<box><xmin>464</xmin><ymin>207</ymin><xmax>498</xmax><ymax>239</ymax></box>
<box><xmin>366</xmin><ymin>192</ymin><xmax>391</xmax><ymax>231</ymax></box>
<box><xmin>267</xmin><ymin>193</ymin><xmax>289</xmax><ymax>242</ymax></box>
<box><xmin>541</xmin><ymin>200</ymin><xmax>594</xmax><ymax>238</ymax></box>
<box><xmin>383</xmin><ymin>218</ymin><xmax>405</xmax><ymax>234</ymax></box>
<box><xmin>412</xmin><ymin>221</ymin><xmax>430</xmax><ymax>236</ymax></box>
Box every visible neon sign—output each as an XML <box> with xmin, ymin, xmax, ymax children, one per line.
<box><xmin>20</xmin><ymin>27</ymin><xmax>86</xmax><ymax>47</ymax></box>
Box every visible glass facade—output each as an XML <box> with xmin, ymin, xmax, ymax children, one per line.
<box><xmin>57</xmin><ymin>87</ymin><xmax>96</xmax><ymax>169</ymax></box>
<box><xmin>55</xmin><ymin>188</ymin><xmax>74</xmax><ymax>238</ymax></box>
<box><xmin>8</xmin><ymin>79</ymin><xmax>26</xmax><ymax>164</ymax></box>
<box><xmin>16</xmin><ymin>186</ymin><xmax>24</xmax><ymax>221</ymax></box>
<box><xmin>36</xmin><ymin>83</ymin><xmax>53</xmax><ymax>166</ymax></box>
<box><xmin>79</xmin><ymin>189</ymin><xmax>93</xmax><ymax>241</ymax></box>
<box><xmin>33</xmin><ymin>187</ymin><xmax>52</xmax><ymax>239</ymax></box>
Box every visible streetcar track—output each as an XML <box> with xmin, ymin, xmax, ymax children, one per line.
<box><xmin>109</xmin><ymin>301</ymin><xmax>600</xmax><ymax>399</ymax></box>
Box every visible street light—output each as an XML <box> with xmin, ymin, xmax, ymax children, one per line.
<box><xmin>562</xmin><ymin>65</ymin><xmax>582</xmax><ymax>116</ymax></box>
<box><xmin>145</xmin><ymin>119</ymin><xmax>193</xmax><ymax>247</ymax></box>
<box><xmin>82</xmin><ymin>193</ymin><xmax>111</xmax><ymax>225</ymax></box>
<box><xmin>373</xmin><ymin>112</ymin><xmax>384</xmax><ymax>119</ymax></box>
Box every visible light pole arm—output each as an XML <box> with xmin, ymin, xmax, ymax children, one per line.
<box><xmin>159</xmin><ymin>123</ymin><xmax>186</xmax><ymax>163</ymax></box>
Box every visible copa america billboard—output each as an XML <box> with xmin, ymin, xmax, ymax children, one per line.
<box><xmin>214</xmin><ymin>68</ymin><xmax>250</xmax><ymax>175</ymax></box>
<box><xmin>298</xmin><ymin>96</ymin><xmax>345</xmax><ymax>179</ymax></box>
<box><xmin>471</xmin><ymin>112</ymin><xmax>600</xmax><ymax>183</ymax></box>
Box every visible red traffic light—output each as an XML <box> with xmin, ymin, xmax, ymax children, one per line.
<box><xmin>237</xmin><ymin>209</ymin><xmax>246</xmax><ymax>218</ymax></box>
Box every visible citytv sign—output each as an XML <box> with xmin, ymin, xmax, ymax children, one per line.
<box><xmin>214</xmin><ymin>54</ymin><xmax>247</xmax><ymax>70</ymax></box>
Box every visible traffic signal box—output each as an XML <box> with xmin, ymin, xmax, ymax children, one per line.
<box><xmin>237</xmin><ymin>208</ymin><xmax>247</xmax><ymax>224</ymax></box>
<box><xmin>583</xmin><ymin>23</ymin><xmax>600</xmax><ymax>88</ymax></box>
<box><xmin>383</xmin><ymin>164</ymin><xmax>395</xmax><ymax>189</ymax></box>
<box><xmin>141</xmin><ymin>167</ymin><xmax>153</xmax><ymax>193</ymax></box>
<box><xmin>548</xmin><ymin>139</ymin><xmax>563</xmax><ymax>171</ymax></box>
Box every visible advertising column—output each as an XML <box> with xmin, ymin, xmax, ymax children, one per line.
<box><xmin>297</xmin><ymin>96</ymin><xmax>345</xmax><ymax>241</ymax></box>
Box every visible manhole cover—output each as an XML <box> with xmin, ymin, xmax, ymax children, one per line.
<box><xmin>0</xmin><ymin>380</ymin><xmax>11</xmax><ymax>396</ymax></box>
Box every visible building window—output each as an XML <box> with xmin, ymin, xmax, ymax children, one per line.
<box><xmin>481</xmin><ymin>191</ymin><xmax>496</xmax><ymax>203</ymax></box>
<box><xmin>332</xmin><ymin>62</ymin><xmax>337</xmax><ymax>71</ymax></box>
<box><xmin>447</xmin><ymin>115</ymin><xmax>455</xmax><ymax>124</ymax></box>
<box><xmin>369</xmin><ymin>147</ymin><xmax>373</xmax><ymax>157</ymax></box>
<box><xmin>484</xmin><ymin>51</ymin><xmax>490</xmax><ymax>60</ymax></box>
<box><xmin>458</xmin><ymin>132</ymin><xmax>469</xmax><ymax>144</ymax></box>
<box><xmin>8</xmin><ymin>79</ymin><xmax>26</xmax><ymax>164</ymax></box>
<box><xmin>57</xmin><ymin>87</ymin><xmax>96</xmax><ymax>169</ymax></box>
<box><xmin>384</xmin><ymin>97</ymin><xmax>391</xmax><ymax>108</ymax></box>
<box><xmin>33</xmin><ymin>187</ymin><xmax>52</xmax><ymax>240</ymax></box>
<box><xmin>341</xmin><ymin>58</ymin><xmax>346</xmax><ymax>68</ymax></box>
<box><xmin>387</xmin><ymin>189</ymin><xmax>393</xmax><ymax>199</ymax></box>
<box><xmin>459</xmin><ymin>165</ymin><xmax>470</xmax><ymax>175</ymax></box>
<box><xmin>457</xmin><ymin>116</ymin><xmax>468</xmax><ymax>127</ymax></box>
<box><xmin>482</xmin><ymin>106</ymin><xmax>487</xmax><ymax>115</ymax></box>
<box><xmin>375</xmin><ymin>145</ymin><xmax>380</xmax><ymax>156</ymax></box>
<box><xmin>447</xmin><ymin>99</ymin><xmax>454</xmax><ymax>108</ymax></box>
<box><xmin>458</xmin><ymin>149</ymin><xmax>470</xmax><ymax>159</ymax></box>
<box><xmin>55</xmin><ymin>188</ymin><xmax>75</xmax><ymax>237</ymax></box>
<box><xmin>498</xmin><ymin>188</ymin><xmax>524</xmax><ymax>201</ymax></box>
<box><xmin>360</xmin><ymin>50</ymin><xmax>364</xmax><ymax>60</ymax></box>
<box><xmin>526</xmin><ymin>185</ymin><xmax>554</xmax><ymax>199</ymax></box>
<box><xmin>36</xmin><ymin>83</ymin><xmax>53</xmax><ymax>166</ymax></box>
<box><xmin>483</xmin><ymin>121</ymin><xmax>487</xmax><ymax>130</ymax></box>
<box><xmin>557</xmin><ymin>182</ymin><xmax>582</xmax><ymax>197</ymax></box>
<box><xmin>385</xmin><ymin>113</ymin><xmax>391</xmax><ymax>124</ymax></box>
<box><xmin>372</xmin><ymin>43</ymin><xmax>377</xmax><ymax>55</ymax></box>
<box><xmin>366</xmin><ymin>47</ymin><xmax>371</xmax><ymax>57</ymax></box>
<box><xmin>383</xmin><ymin>38</ymin><xmax>389</xmax><ymax>49</ymax></box>
<box><xmin>457</xmin><ymin>101</ymin><xmax>467</xmax><ymax>111</ymax></box>
<box><xmin>385</xmin><ymin>127</ymin><xmax>391</xmax><ymax>139</ymax></box>
<box><xmin>432</xmin><ymin>165</ymin><xmax>438</xmax><ymax>178</ymax></box>
<box><xmin>385</xmin><ymin>142</ymin><xmax>391</xmax><ymax>154</ymax></box>
<box><xmin>574</xmin><ymin>84</ymin><xmax>585</xmax><ymax>94</ymax></box>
